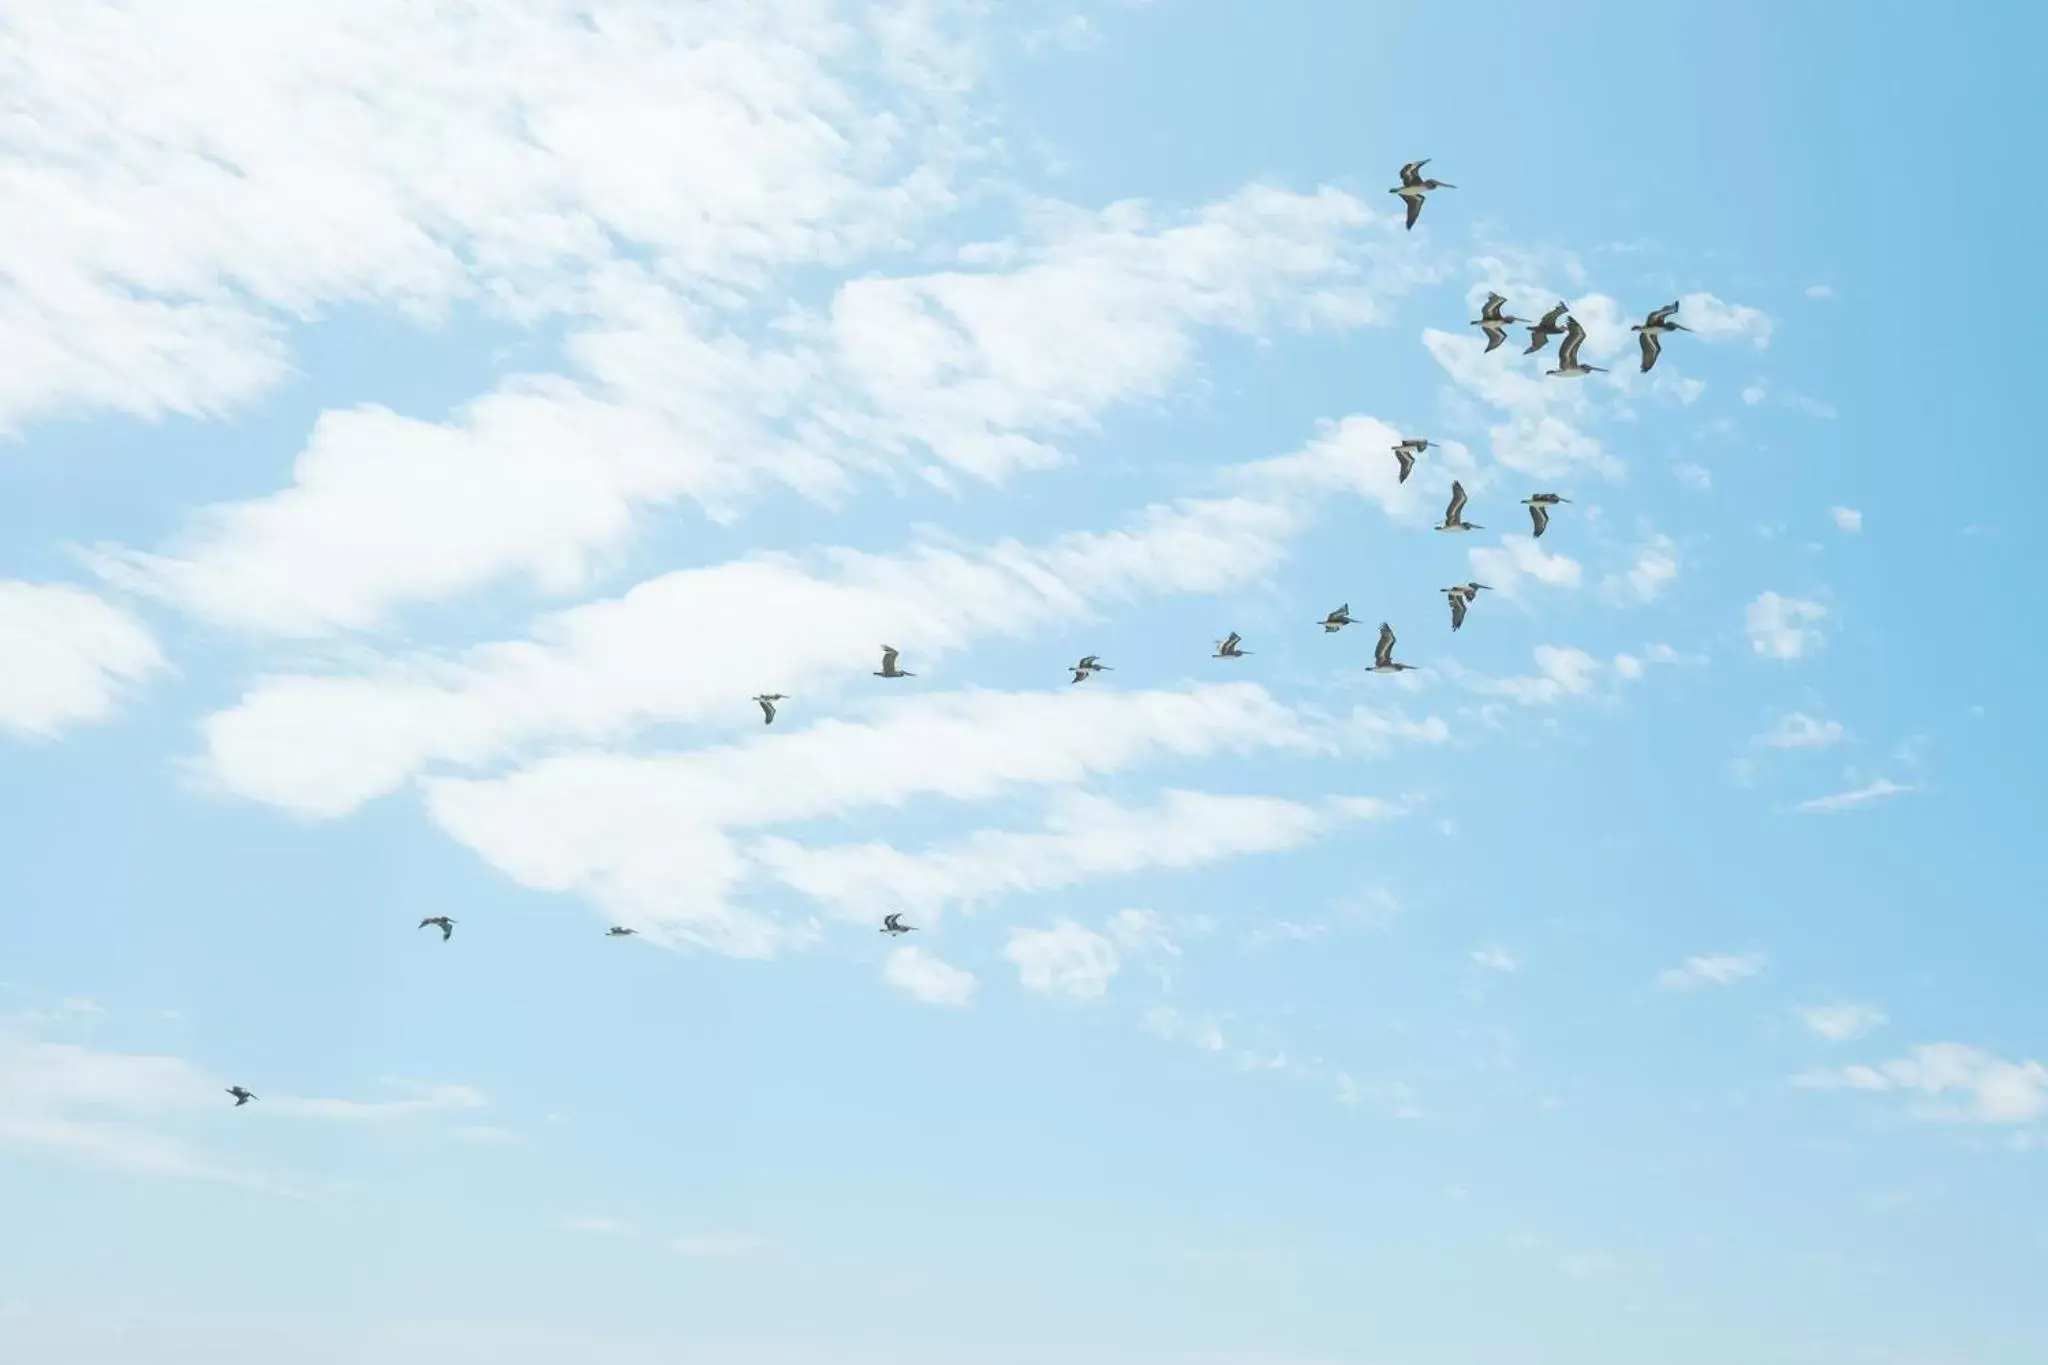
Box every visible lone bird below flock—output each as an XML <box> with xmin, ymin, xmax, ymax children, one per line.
<box><xmin>1524</xmin><ymin>302</ymin><xmax>1571</xmax><ymax>355</ymax></box>
<box><xmin>1631</xmin><ymin>301</ymin><xmax>1690</xmax><ymax>373</ymax></box>
<box><xmin>1547</xmin><ymin>317</ymin><xmax>1607</xmax><ymax>379</ymax></box>
<box><xmin>1522</xmin><ymin>493</ymin><xmax>1571</xmax><ymax>538</ymax></box>
<box><xmin>1369</xmin><ymin>623</ymin><xmax>1417</xmax><ymax>673</ymax></box>
<box><xmin>753</xmin><ymin>693</ymin><xmax>786</xmax><ymax>725</ymax></box>
<box><xmin>606</xmin><ymin>926</ymin><xmax>638</xmax><ymax>938</ymax></box>
<box><xmin>419</xmin><ymin>916</ymin><xmax>455</xmax><ymax>941</ymax></box>
<box><xmin>1392</xmin><ymin>437</ymin><xmax>1431</xmax><ymax>484</ymax></box>
<box><xmin>1442</xmin><ymin>581</ymin><xmax>1491</xmax><ymax>631</ymax></box>
<box><xmin>1470</xmin><ymin>293</ymin><xmax>1521</xmax><ymax>353</ymax></box>
<box><xmin>1213</xmin><ymin>632</ymin><xmax>1251</xmax><ymax>659</ymax></box>
<box><xmin>1391</xmin><ymin>159</ymin><xmax>1454</xmax><ymax>230</ymax></box>
<box><xmin>1435</xmin><ymin>481</ymin><xmax>1482</xmax><ymax>533</ymax></box>
<box><xmin>1070</xmin><ymin>655</ymin><xmax>1110</xmax><ymax>684</ymax></box>
<box><xmin>226</xmin><ymin>1086</ymin><xmax>256</xmax><ymax>1107</ymax></box>
<box><xmin>881</xmin><ymin>914</ymin><xmax>915</xmax><ymax>936</ymax></box>
<box><xmin>874</xmin><ymin>646</ymin><xmax>914</xmax><ymax>679</ymax></box>
<box><xmin>1320</xmin><ymin>603</ymin><xmax>1354</xmax><ymax>633</ymax></box>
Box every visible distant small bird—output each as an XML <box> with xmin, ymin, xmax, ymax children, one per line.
<box><xmin>1546</xmin><ymin>317</ymin><xmax>1607</xmax><ymax>379</ymax></box>
<box><xmin>1470</xmin><ymin>293</ymin><xmax>1521</xmax><ymax>353</ymax></box>
<box><xmin>419</xmin><ymin>916</ymin><xmax>455</xmax><ymax>941</ymax></box>
<box><xmin>1213</xmin><ymin>631</ymin><xmax>1251</xmax><ymax>658</ymax></box>
<box><xmin>874</xmin><ymin>645</ymin><xmax>914</xmax><ymax>678</ymax></box>
<box><xmin>881</xmin><ymin>913</ymin><xmax>915</xmax><ymax>935</ymax></box>
<box><xmin>1631</xmin><ymin>301</ymin><xmax>1691</xmax><ymax>373</ymax></box>
<box><xmin>606</xmin><ymin>926</ymin><xmax>638</xmax><ymax>938</ymax></box>
<box><xmin>1392</xmin><ymin>437</ymin><xmax>1432</xmax><ymax>484</ymax></box>
<box><xmin>1442</xmin><ymin>581</ymin><xmax>1492</xmax><ymax>631</ymax></box>
<box><xmin>226</xmin><ymin>1086</ymin><xmax>256</xmax><ymax>1107</ymax></box>
<box><xmin>1368</xmin><ymin>623</ymin><xmax>1417</xmax><ymax>673</ymax></box>
<box><xmin>1391</xmin><ymin>159</ymin><xmax>1455</xmax><ymax>230</ymax></box>
<box><xmin>1435</xmin><ymin>480</ymin><xmax>1482</xmax><ymax>533</ymax></box>
<box><xmin>1522</xmin><ymin>493</ymin><xmax>1571</xmax><ymax>538</ymax></box>
<box><xmin>1320</xmin><ymin>603</ymin><xmax>1355</xmax><ymax>633</ymax></box>
<box><xmin>1524</xmin><ymin>302</ymin><xmax>1571</xmax><ymax>356</ymax></box>
<box><xmin>753</xmin><ymin>693</ymin><xmax>787</xmax><ymax>725</ymax></box>
<box><xmin>1070</xmin><ymin>655</ymin><xmax>1111</xmax><ymax>684</ymax></box>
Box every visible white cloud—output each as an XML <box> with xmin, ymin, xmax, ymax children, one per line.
<box><xmin>1677</xmin><ymin>292</ymin><xmax>1774</xmax><ymax>349</ymax></box>
<box><xmin>264</xmin><ymin>1080</ymin><xmax>486</xmax><ymax>1122</ymax></box>
<box><xmin>1741</xmin><ymin>384</ymin><xmax>1766</xmax><ymax>406</ymax></box>
<box><xmin>882</xmin><ymin>947</ymin><xmax>977</xmax><ymax>1007</ymax></box>
<box><xmin>1420</xmin><ymin>327</ymin><xmax>1617</xmax><ymax>481</ymax></box>
<box><xmin>1105</xmin><ymin>908</ymin><xmax>1179</xmax><ymax>958</ymax></box>
<box><xmin>1795</xmin><ymin>1044</ymin><xmax>2048</xmax><ymax>1126</ymax></box>
<box><xmin>1006</xmin><ymin>921</ymin><xmax>1121</xmax><ymax>999</ymax></box>
<box><xmin>1755</xmin><ymin>712</ymin><xmax>1844</xmax><ymax>750</ymax></box>
<box><xmin>1830</xmin><ymin>507</ymin><xmax>1863</xmax><ymax>533</ymax></box>
<box><xmin>1471</xmin><ymin>947</ymin><xmax>1519</xmax><ymax>973</ymax></box>
<box><xmin>1746</xmin><ymin>591</ymin><xmax>1827</xmax><ymax>661</ymax></box>
<box><xmin>1141</xmin><ymin>1005</ymin><xmax>1225</xmax><ymax>1053</ymax></box>
<box><xmin>1793</xmin><ymin>778</ymin><xmax>1913</xmax><ymax>814</ymax></box>
<box><xmin>1465</xmin><ymin>645</ymin><xmax>1602</xmax><ymax>706</ymax></box>
<box><xmin>1601</xmin><ymin>533</ymin><xmax>1679</xmax><ymax>605</ymax></box>
<box><xmin>0</xmin><ymin>582</ymin><xmax>165</xmax><ymax>739</ymax></box>
<box><xmin>1468</xmin><ymin>534</ymin><xmax>1583</xmax><ymax>598</ymax></box>
<box><xmin>1657</xmin><ymin>953</ymin><xmax>1766</xmax><ymax>991</ymax></box>
<box><xmin>1673</xmin><ymin>462</ymin><xmax>1712</xmax><ymax>491</ymax></box>
<box><xmin>1796</xmin><ymin>1004</ymin><xmax>1888</xmax><ymax>1043</ymax></box>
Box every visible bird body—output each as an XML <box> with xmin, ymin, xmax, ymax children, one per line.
<box><xmin>753</xmin><ymin>693</ymin><xmax>787</xmax><ymax>725</ymax></box>
<box><xmin>1391</xmin><ymin>159</ymin><xmax>1455</xmax><ymax>229</ymax></box>
<box><xmin>881</xmin><ymin>913</ymin><xmax>915</xmax><ymax>935</ymax></box>
<box><xmin>1471</xmin><ymin>293</ymin><xmax>1522</xmax><ymax>352</ymax></box>
<box><xmin>1369</xmin><ymin>623</ymin><xmax>1417</xmax><ymax>673</ymax></box>
<box><xmin>226</xmin><ymin>1086</ymin><xmax>256</xmax><ymax>1106</ymax></box>
<box><xmin>1524</xmin><ymin>302</ymin><xmax>1571</xmax><ymax>354</ymax></box>
<box><xmin>1070</xmin><ymin>655</ymin><xmax>1111</xmax><ymax>684</ymax></box>
<box><xmin>606</xmin><ymin>926</ymin><xmax>638</xmax><ymax>937</ymax></box>
<box><xmin>1521</xmin><ymin>494</ymin><xmax>1571</xmax><ymax>538</ymax></box>
<box><xmin>874</xmin><ymin>646</ymin><xmax>914</xmax><ymax>678</ymax></box>
<box><xmin>1321</xmin><ymin>604</ymin><xmax>1354</xmax><ymax>633</ymax></box>
<box><xmin>1213</xmin><ymin>632</ymin><xmax>1251</xmax><ymax>658</ymax></box>
<box><xmin>419</xmin><ymin>916</ymin><xmax>455</xmax><ymax>941</ymax></box>
<box><xmin>1630</xmin><ymin>300</ymin><xmax>1691</xmax><ymax>372</ymax></box>
<box><xmin>1435</xmin><ymin>480</ymin><xmax>1482</xmax><ymax>532</ymax></box>
<box><xmin>1547</xmin><ymin>317</ymin><xmax>1607</xmax><ymax>378</ymax></box>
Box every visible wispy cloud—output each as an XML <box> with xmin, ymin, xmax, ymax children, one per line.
<box><xmin>1830</xmin><ymin>507</ymin><xmax>1863</xmax><ymax>533</ymax></box>
<box><xmin>883</xmin><ymin>947</ymin><xmax>978</xmax><ymax>1008</ymax></box>
<box><xmin>1755</xmin><ymin>712</ymin><xmax>1844</xmax><ymax>750</ymax></box>
<box><xmin>1746</xmin><ymin>591</ymin><xmax>1827</xmax><ymax>661</ymax></box>
<box><xmin>1793</xmin><ymin>778</ymin><xmax>1913</xmax><ymax>814</ymax></box>
<box><xmin>1795</xmin><ymin>1044</ymin><xmax>2048</xmax><ymax>1126</ymax></box>
<box><xmin>1006</xmin><ymin>921</ymin><xmax>1122</xmax><ymax>999</ymax></box>
<box><xmin>1657</xmin><ymin>953</ymin><xmax>1767</xmax><ymax>991</ymax></box>
<box><xmin>1797</xmin><ymin>1004</ymin><xmax>1888</xmax><ymax>1043</ymax></box>
<box><xmin>0</xmin><ymin>583</ymin><xmax>166</xmax><ymax>740</ymax></box>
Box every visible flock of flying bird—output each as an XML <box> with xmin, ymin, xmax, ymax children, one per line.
<box><xmin>217</xmin><ymin>160</ymin><xmax>1689</xmax><ymax>1110</ymax></box>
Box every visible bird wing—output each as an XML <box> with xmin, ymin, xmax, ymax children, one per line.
<box><xmin>1445</xmin><ymin>481</ymin><xmax>1468</xmax><ymax>523</ymax></box>
<box><xmin>1394</xmin><ymin>446</ymin><xmax>1416</xmax><ymax>482</ymax></box>
<box><xmin>1558</xmin><ymin>318</ymin><xmax>1587</xmax><ymax>367</ymax></box>
<box><xmin>1541</xmin><ymin>302</ymin><xmax>1570</xmax><ymax>327</ymax></box>
<box><xmin>1638</xmin><ymin>329</ymin><xmax>1662</xmax><ymax>373</ymax></box>
<box><xmin>1399</xmin><ymin>159</ymin><xmax>1426</xmax><ymax>186</ymax></box>
<box><xmin>1529</xmin><ymin>503</ymin><xmax>1550</xmax><ymax>537</ymax></box>
<box><xmin>1481</xmin><ymin>322</ymin><xmax>1506</xmax><ymax>352</ymax></box>
<box><xmin>879</xmin><ymin>646</ymin><xmax>899</xmax><ymax>671</ymax></box>
<box><xmin>1648</xmin><ymin>300</ymin><xmax>1681</xmax><ymax>325</ymax></box>
<box><xmin>759</xmin><ymin>698</ymin><xmax>776</xmax><ymax>723</ymax></box>
<box><xmin>883</xmin><ymin>914</ymin><xmax>902</xmax><ymax>930</ymax></box>
<box><xmin>1449</xmin><ymin>593</ymin><xmax>1467</xmax><ymax>631</ymax></box>
<box><xmin>1481</xmin><ymin>292</ymin><xmax>1507</xmax><ymax>321</ymax></box>
<box><xmin>1375</xmin><ymin>624</ymin><xmax>1396</xmax><ymax>667</ymax></box>
<box><xmin>1403</xmin><ymin>195</ymin><xmax>1423</xmax><ymax>230</ymax></box>
<box><xmin>1222</xmin><ymin>632</ymin><xmax>1241</xmax><ymax>651</ymax></box>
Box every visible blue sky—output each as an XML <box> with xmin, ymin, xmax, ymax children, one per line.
<box><xmin>2</xmin><ymin>2</ymin><xmax>2043</xmax><ymax>1362</ymax></box>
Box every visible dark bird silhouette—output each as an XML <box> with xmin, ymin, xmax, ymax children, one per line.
<box><xmin>1391</xmin><ymin>159</ymin><xmax>1455</xmax><ymax>230</ymax></box>
<box><xmin>419</xmin><ymin>916</ymin><xmax>455</xmax><ymax>941</ymax></box>
<box><xmin>226</xmin><ymin>1086</ymin><xmax>256</xmax><ymax>1107</ymax></box>
<box><xmin>881</xmin><ymin>913</ymin><xmax>916</xmax><ymax>935</ymax></box>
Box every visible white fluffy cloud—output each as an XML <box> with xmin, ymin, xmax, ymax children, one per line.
<box><xmin>1458</xmin><ymin>642</ymin><xmax>1678</xmax><ymax>707</ymax></box>
<box><xmin>1657</xmin><ymin>953</ymin><xmax>1766</xmax><ymax>990</ymax></box>
<box><xmin>883</xmin><ymin>946</ymin><xmax>977</xmax><ymax>1007</ymax></box>
<box><xmin>1746</xmin><ymin>591</ymin><xmax>1827</xmax><ymax>661</ymax></box>
<box><xmin>1830</xmin><ymin>507</ymin><xmax>1863</xmax><ymax>533</ymax></box>
<box><xmin>1601</xmin><ymin>533</ymin><xmax>1679</xmax><ymax>605</ymax></box>
<box><xmin>1796</xmin><ymin>1044</ymin><xmax>2048</xmax><ymax>1126</ymax></box>
<box><xmin>1468</xmin><ymin>534</ymin><xmax>1583</xmax><ymax>598</ymax></box>
<box><xmin>1006</xmin><ymin>921</ymin><xmax>1122</xmax><ymax>999</ymax></box>
<box><xmin>0</xmin><ymin>582</ymin><xmax>165</xmax><ymax>739</ymax></box>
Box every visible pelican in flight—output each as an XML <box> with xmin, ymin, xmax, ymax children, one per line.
<box><xmin>1435</xmin><ymin>480</ymin><xmax>1482</xmax><ymax>533</ymax></box>
<box><xmin>1470</xmin><ymin>293</ymin><xmax>1521</xmax><ymax>353</ymax></box>
<box><xmin>1070</xmin><ymin>655</ymin><xmax>1111</xmax><ymax>684</ymax></box>
<box><xmin>1391</xmin><ymin>159</ymin><xmax>1455</xmax><ymax>230</ymax></box>
<box><xmin>1442</xmin><ymin>581</ymin><xmax>1491</xmax><ymax>631</ymax></box>
<box><xmin>753</xmin><ymin>693</ymin><xmax>787</xmax><ymax>725</ymax></box>
<box><xmin>1320</xmin><ymin>603</ymin><xmax>1355</xmax><ymax>633</ymax></box>
<box><xmin>1392</xmin><ymin>437</ymin><xmax>1432</xmax><ymax>484</ymax></box>
<box><xmin>1631</xmin><ymin>301</ymin><xmax>1691</xmax><ymax>373</ymax></box>
<box><xmin>881</xmin><ymin>913</ymin><xmax>916</xmax><ymax>936</ymax></box>
<box><xmin>1368</xmin><ymin>623</ymin><xmax>1417</xmax><ymax>674</ymax></box>
<box><xmin>1546</xmin><ymin>317</ymin><xmax>1607</xmax><ymax>378</ymax></box>
<box><xmin>418</xmin><ymin>916</ymin><xmax>455</xmax><ymax>941</ymax></box>
<box><xmin>1213</xmin><ymin>632</ymin><xmax>1251</xmax><ymax>658</ymax></box>
<box><xmin>606</xmin><ymin>926</ymin><xmax>638</xmax><ymax>937</ymax></box>
<box><xmin>226</xmin><ymin>1086</ymin><xmax>257</xmax><ymax>1107</ymax></box>
<box><xmin>1522</xmin><ymin>493</ymin><xmax>1571</xmax><ymax>538</ymax></box>
<box><xmin>1523</xmin><ymin>302</ymin><xmax>1571</xmax><ymax>356</ymax></box>
<box><xmin>874</xmin><ymin>645</ymin><xmax>915</xmax><ymax>678</ymax></box>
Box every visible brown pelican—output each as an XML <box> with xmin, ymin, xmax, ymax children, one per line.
<box><xmin>1213</xmin><ymin>631</ymin><xmax>1252</xmax><ymax>658</ymax></box>
<box><xmin>1470</xmin><ymin>293</ymin><xmax>1521</xmax><ymax>353</ymax></box>
<box><xmin>1521</xmin><ymin>493</ymin><xmax>1571</xmax><ymax>538</ymax></box>
<box><xmin>418</xmin><ymin>916</ymin><xmax>455</xmax><ymax>941</ymax></box>
<box><xmin>1391</xmin><ymin>159</ymin><xmax>1455</xmax><ymax>230</ymax></box>
<box><xmin>753</xmin><ymin>693</ymin><xmax>787</xmax><ymax>725</ymax></box>
<box><xmin>1523</xmin><ymin>302</ymin><xmax>1571</xmax><ymax>355</ymax></box>
<box><xmin>1392</xmin><ymin>437</ymin><xmax>1432</xmax><ymax>484</ymax></box>
<box><xmin>1320</xmin><ymin>604</ymin><xmax>1354</xmax><ymax>633</ymax></box>
<box><xmin>874</xmin><ymin>646</ymin><xmax>915</xmax><ymax>678</ymax></box>
<box><xmin>606</xmin><ymin>926</ymin><xmax>638</xmax><ymax>938</ymax></box>
<box><xmin>1631</xmin><ymin>301</ymin><xmax>1691</xmax><ymax>373</ymax></box>
<box><xmin>1442</xmin><ymin>582</ymin><xmax>1491</xmax><ymax>631</ymax></box>
<box><xmin>881</xmin><ymin>913</ymin><xmax>916</xmax><ymax>935</ymax></box>
<box><xmin>1435</xmin><ymin>480</ymin><xmax>1482</xmax><ymax>533</ymax></box>
<box><xmin>1368</xmin><ymin>623</ymin><xmax>1417</xmax><ymax>673</ymax></box>
<box><xmin>1546</xmin><ymin>317</ymin><xmax>1607</xmax><ymax>378</ymax></box>
<box><xmin>1070</xmin><ymin>655</ymin><xmax>1111</xmax><ymax>683</ymax></box>
<box><xmin>226</xmin><ymin>1086</ymin><xmax>257</xmax><ymax>1106</ymax></box>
